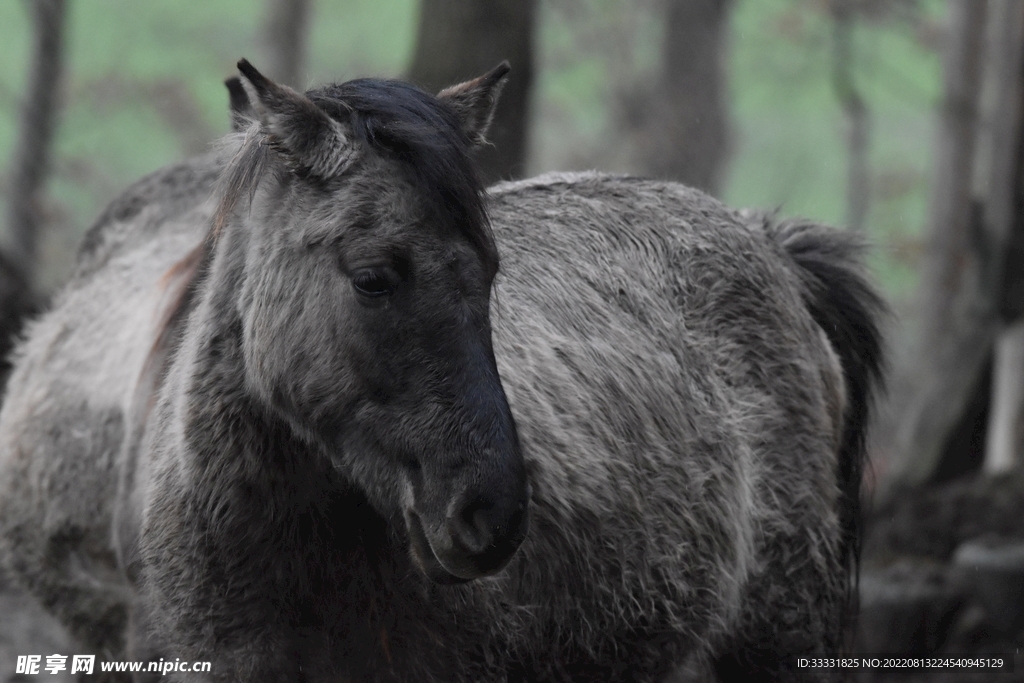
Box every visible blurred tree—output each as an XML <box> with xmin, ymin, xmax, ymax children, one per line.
<box><xmin>621</xmin><ymin>0</ymin><xmax>732</xmax><ymax>196</ymax></box>
<box><xmin>6</xmin><ymin>0</ymin><xmax>67</xmax><ymax>280</ymax></box>
<box><xmin>982</xmin><ymin>0</ymin><xmax>1024</xmax><ymax>474</ymax></box>
<box><xmin>830</xmin><ymin>0</ymin><xmax>870</xmax><ymax>232</ymax></box>
<box><xmin>886</xmin><ymin>0</ymin><xmax>989</xmax><ymax>489</ymax></box>
<box><xmin>0</xmin><ymin>0</ymin><xmax>62</xmax><ymax>382</ymax></box>
<box><xmin>407</xmin><ymin>0</ymin><xmax>536</xmax><ymax>184</ymax></box>
<box><xmin>261</xmin><ymin>0</ymin><xmax>312</xmax><ymax>89</ymax></box>
<box><xmin>886</xmin><ymin>0</ymin><xmax>1024</xmax><ymax>489</ymax></box>
<box><xmin>829</xmin><ymin>0</ymin><xmax>925</xmax><ymax>234</ymax></box>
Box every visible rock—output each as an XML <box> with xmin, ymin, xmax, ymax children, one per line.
<box><xmin>858</xmin><ymin>560</ymin><xmax>963</xmax><ymax>655</ymax></box>
<box><xmin>951</xmin><ymin>539</ymin><xmax>1024</xmax><ymax>638</ymax></box>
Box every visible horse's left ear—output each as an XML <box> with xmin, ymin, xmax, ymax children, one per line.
<box><xmin>235</xmin><ymin>59</ymin><xmax>357</xmax><ymax>178</ymax></box>
<box><xmin>437</xmin><ymin>61</ymin><xmax>511</xmax><ymax>148</ymax></box>
<box><xmin>225</xmin><ymin>77</ymin><xmax>256</xmax><ymax>132</ymax></box>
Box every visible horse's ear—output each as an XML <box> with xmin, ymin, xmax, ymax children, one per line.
<box><xmin>235</xmin><ymin>59</ymin><xmax>357</xmax><ymax>178</ymax></box>
<box><xmin>225</xmin><ymin>77</ymin><xmax>255</xmax><ymax>132</ymax></box>
<box><xmin>437</xmin><ymin>61</ymin><xmax>510</xmax><ymax>148</ymax></box>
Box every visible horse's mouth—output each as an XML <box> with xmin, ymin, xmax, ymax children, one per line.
<box><xmin>406</xmin><ymin>510</ymin><xmax>473</xmax><ymax>585</ymax></box>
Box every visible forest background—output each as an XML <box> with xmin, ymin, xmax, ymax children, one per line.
<box><xmin>0</xmin><ymin>0</ymin><xmax>940</xmax><ymax>292</ymax></box>
<box><xmin>10</xmin><ymin>0</ymin><xmax>1024</xmax><ymax>671</ymax></box>
<box><xmin>1</xmin><ymin>0</ymin><xmax>1017</xmax><ymax>506</ymax></box>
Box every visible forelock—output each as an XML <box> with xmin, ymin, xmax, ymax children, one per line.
<box><xmin>309</xmin><ymin>79</ymin><xmax>497</xmax><ymax>270</ymax></box>
<box><xmin>209</xmin><ymin>78</ymin><xmax>499</xmax><ymax>272</ymax></box>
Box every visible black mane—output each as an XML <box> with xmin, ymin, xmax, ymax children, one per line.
<box><xmin>311</xmin><ymin>79</ymin><xmax>496</xmax><ymax>269</ymax></box>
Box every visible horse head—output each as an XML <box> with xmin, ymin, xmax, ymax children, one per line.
<box><xmin>224</xmin><ymin>60</ymin><xmax>529</xmax><ymax>583</ymax></box>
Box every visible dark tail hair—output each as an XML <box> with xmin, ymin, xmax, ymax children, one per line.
<box><xmin>770</xmin><ymin>219</ymin><xmax>887</xmax><ymax>631</ymax></box>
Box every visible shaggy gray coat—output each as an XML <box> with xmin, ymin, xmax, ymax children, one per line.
<box><xmin>0</xmin><ymin>67</ymin><xmax>883</xmax><ymax>683</ymax></box>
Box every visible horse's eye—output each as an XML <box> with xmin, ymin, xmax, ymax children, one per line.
<box><xmin>352</xmin><ymin>269</ymin><xmax>397</xmax><ymax>298</ymax></box>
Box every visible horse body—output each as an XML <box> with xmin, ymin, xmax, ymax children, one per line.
<box><xmin>486</xmin><ymin>173</ymin><xmax>854</xmax><ymax>676</ymax></box>
<box><xmin>0</xmin><ymin>63</ymin><xmax>882</xmax><ymax>683</ymax></box>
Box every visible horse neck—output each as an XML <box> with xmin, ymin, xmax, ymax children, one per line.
<box><xmin>166</xmin><ymin>222</ymin><xmax>306</xmax><ymax>487</ymax></box>
<box><xmin>147</xmin><ymin>216</ymin><xmax>415</xmax><ymax>611</ymax></box>
<box><xmin>164</xmin><ymin>217</ymin><xmax>378</xmax><ymax>524</ymax></box>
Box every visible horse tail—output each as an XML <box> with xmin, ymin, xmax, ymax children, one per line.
<box><xmin>769</xmin><ymin>218</ymin><xmax>886</xmax><ymax>627</ymax></box>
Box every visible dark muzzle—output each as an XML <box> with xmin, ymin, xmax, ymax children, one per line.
<box><xmin>407</xmin><ymin>466</ymin><xmax>530</xmax><ymax>584</ymax></box>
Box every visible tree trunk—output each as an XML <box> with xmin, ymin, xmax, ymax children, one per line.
<box><xmin>831</xmin><ymin>0</ymin><xmax>871</xmax><ymax>232</ymax></box>
<box><xmin>407</xmin><ymin>0</ymin><xmax>537</xmax><ymax>184</ymax></box>
<box><xmin>6</xmin><ymin>0</ymin><xmax>67</xmax><ymax>281</ymax></box>
<box><xmin>884</xmin><ymin>0</ymin><xmax>1024</xmax><ymax>490</ymax></box>
<box><xmin>987</xmin><ymin>322</ymin><xmax>1024</xmax><ymax>473</ymax></box>
<box><xmin>261</xmin><ymin>0</ymin><xmax>312</xmax><ymax>89</ymax></box>
<box><xmin>883</xmin><ymin>0</ymin><xmax>993</xmax><ymax>491</ymax></box>
<box><xmin>625</xmin><ymin>0</ymin><xmax>732</xmax><ymax>196</ymax></box>
<box><xmin>982</xmin><ymin>0</ymin><xmax>1024</xmax><ymax>473</ymax></box>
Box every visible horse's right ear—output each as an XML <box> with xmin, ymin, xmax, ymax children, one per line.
<box><xmin>235</xmin><ymin>59</ymin><xmax>357</xmax><ymax>178</ymax></box>
<box><xmin>437</xmin><ymin>61</ymin><xmax>510</xmax><ymax>148</ymax></box>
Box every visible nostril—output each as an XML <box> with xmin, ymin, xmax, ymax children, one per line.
<box><xmin>450</xmin><ymin>498</ymin><xmax>495</xmax><ymax>555</ymax></box>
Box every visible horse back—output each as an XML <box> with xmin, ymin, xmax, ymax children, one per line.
<box><xmin>0</xmin><ymin>152</ymin><xmax>220</xmax><ymax>653</ymax></box>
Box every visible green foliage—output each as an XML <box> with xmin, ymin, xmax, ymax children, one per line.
<box><xmin>0</xmin><ymin>0</ymin><xmax>944</xmax><ymax>297</ymax></box>
<box><xmin>728</xmin><ymin>0</ymin><xmax>944</xmax><ymax>297</ymax></box>
<box><xmin>0</xmin><ymin>0</ymin><xmax>416</xmax><ymax>290</ymax></box>
<box><xmin>532</xmin><ymin>0</ymin><xmax>944</xmax><ymax>299</ymax></box>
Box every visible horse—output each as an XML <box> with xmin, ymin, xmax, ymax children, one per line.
<box><xmin>0</xmin><ymin>60</ymin><xmax>884</xmax><ymax>682</ymax></box>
